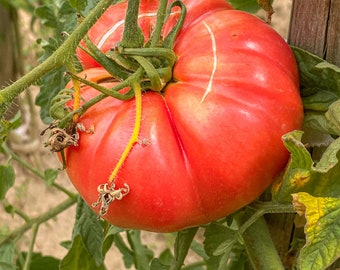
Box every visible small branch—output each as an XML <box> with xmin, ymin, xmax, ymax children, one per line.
<box><xmin>0</xmin><ymin>196</ymin><xmax>78</xmax><ymax>246</ymax></box>
<box><xmin>22</xmin><ymin>223</ymin><xmax>39</xmax><ymax>270</ymax></box>
<box><xmin>235</xmin><ymin>209</ymin><xmax>285</xmax><ymax>270</ymax></box>
<box><xmin>120</xmin><ymin>0</ymin><xmax>144</xmax><ymax>48</ymax></box>
<box><xmin>0</xmin><ymin>0</ymin><xmax>114</xmax><ymax>117</ymax></box>
<box><xmin>150</xmin><ymin>0</ymin><xmax>168</xmax><ymax>47</ymax></box>
<box><xmin>2</xmin><ymin>143</ymin><xmax>77</xmax><ymax>198</ymax></box>
<box><xmin>2</xmin><ymin>199</ymin><xmax>31</xmax><ymax>222</ymax></box>
<box><xmin>170</xmin><ymin>227</ymin><xmax>199</xmax><ymax>270</ymax></box>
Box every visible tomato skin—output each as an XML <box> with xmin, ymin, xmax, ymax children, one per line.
<box><xmin>67</xmin><ymin>1</ymin><xmax>303</xmax><ymax>232</ymax></box>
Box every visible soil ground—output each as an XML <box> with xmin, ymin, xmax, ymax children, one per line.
<box><xmin>1</xmin><ymin>1</ymin><xmax>292</xmax><ymax>269</ymax></box>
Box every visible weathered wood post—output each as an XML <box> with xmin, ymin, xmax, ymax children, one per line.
<box><xmin>289</xmin><ymin>0</ymin><xmax>339</xmax><ymax>66</ymax></box>
<box><xmin>267</xmin><ymin>1</ymin><xmax>339</xmax><ymax>268</ymax></box>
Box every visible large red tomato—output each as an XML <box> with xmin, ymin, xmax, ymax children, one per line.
<box><xmin>65</xmin><ymin>0</ymin><xmax>303</xmax><ymax>232</ymax></box>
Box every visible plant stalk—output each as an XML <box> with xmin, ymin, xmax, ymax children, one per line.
<box><xmin>2</xmin><ymin>143</ymin><xmax>77</xmax><ymax>198</ymax></box>
<box><xmin>120</xmin><ymin>0</ymin><xmax>144</xmax><ymax>48</ymax></box>
<box><xmin>0</xmin><ymin>0</ymin><xmax>115</xmax><ymax>117</ymax></box>
<box><xmin>170</xmin><ymin>227</ymin><xmax>199</xmax><ymax>270</ymax></box>
<box><xmin>235</xmin><ymin>209</ymin><xmax>285</xmax><ymax>270</ymax></box>
<box><xmin>22</xmin><ymin>223</ymin><xmax>39</xmax><ymax>270</ymax></box>
<box><xmin>0</xmin><ymin>196</ymin><xmax>78</xmax><ymax>246</ymax></box>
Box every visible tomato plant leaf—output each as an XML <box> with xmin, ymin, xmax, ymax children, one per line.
<box><xmin>126</xmin><ymin>230</ymin><xmax>154</xmax><ymax>269</ymax></box>
<box><xmin>227</xmin><ymin>0</ymin><xmax>263</xmax><ymax>13</ymax></box>
<box><xmin>59</xmin><ymin>235</ymin><xmax>106</xmax><ymax>270</ymax></box>
<box><xmin>43</xmin><ymin>169</ymin><xmax>58</xmax><ymax>187</ymax></box>
<box><xmin>102</xmin><ymin>225</ymin><xmax>124</xmax><ymax>256</ymax></box>
<box><xmin>36</xmin><ymin>65</ymin><xmax>68</xmax><ymax>124</ymax></box>
<box><xmin>16</xmin><ymin>252</ymin><xmax>60</xmax><ymax>270</ymax></box>
<box><xmin>292</xmin><ymin>46</ymin><xmax>340</xmax><ymax>136</ymax></box>
<box><xmin>0</xmin><ymin>240</ymin><xmax>15</xmax><ymax>270</ymax></box>
<box><xmin>72</xmin><ymin>197</ymin><xmax>104</xmax><ymax>267</ymax></box>
<box><xmin>150</xmin><ymin>259</ymin><xmax>170</xmax><ymax>270</ymax></box>
<box><xmin>292</xmin><ymin>192</ymin><xmax>340</xmax><ymax>269</ymax></box>
<box><xmin>111</xmin><ymin>233</ymin><xmax>134</xmax><ymax>268</ymax></box>
<box><xmin>35</xmin><ymin>5</ymin><xmax>58</xmax><ymax>28</ymax></box>
<box><xmin>68</xmin><ymin>0</ymin><xmax>88</xmax><ymax>11</ymax></box>
<box><xmin>203</xmin><ymin>222</ymin><xmax>244</xmax><ymax>270</ymax></box>
<box><xmin>0</xmin><ymin>164</ymin><xmax>15</xmax><ymax>200</ymax></box>
<box><xmin>0</xmin><ymin>112</ymin><xmax>21</xmax><ymax>145</ymax></box>
<box><xmin>273</xmin><ymin>130</ymin><xmax>340</xmax><ymax>202</ymax></box>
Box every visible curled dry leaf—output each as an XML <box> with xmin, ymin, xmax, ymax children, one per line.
<box><xmin>257</xmin><ymin>0</ymin><xmax>274</xmax><ymax>23</ymax></box>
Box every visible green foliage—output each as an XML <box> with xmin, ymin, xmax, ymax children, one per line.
<box><xmin>292</xmin><ymin>46</ymin><xmax>340</xmax><ymax>136</ymax></box>
<box><xmin>0</xmin><ymin>164</ymin><xmax>15</xmax><ymax>200</ymax></box>
<box><xmin>0</xmin><ymin>112</ymin><xmax>21</xmax><ymax>145</ymax></box>
<box><xmin>72</xmin><ymin>197</ymin><xmax>105</xmax><ymax>266</ymax></box>
<box><xmin>293</xmin><ymin>193</ymin><xmax>340</xmax><ymax>269</ymax></box>
<box><xmin>0</xmin><ymin>240</ymin><xmax>15</xmax><ymax>270</ymax></box>
<box><xmin>204</xmin><ymin>222</ymin><xmax>245</xmax><ymax>270</ymax></box>
<box><xmin>16</xmin><ymin>252</ymin><xmax>60</xmax><ymax>270</ymax></box>
<box><xmin>227</xmin><ymin>0</ymin><xmax>273</xmax><ymax>14</ymax></box>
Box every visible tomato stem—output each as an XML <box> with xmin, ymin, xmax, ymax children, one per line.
<box><xmin>150</xmin><ymin>0</ymin><xmax>168</xmax><ymax>47</ymax></box>
<box><xmin>235</xmin><ymin>210</ymin><xmax>285</xmax><ymax>269</ymax></box>
<box><xmin>0</xmin><ymin>0</ymin><xmax>114</xmax><ymax>117</ymax></box>
<box><xmin>108</xmin><ymin>81</ymin><xmax>142</xmax><ymax>183</ymax></box>
<box><xmin>65</xmin><ymin>62</ymin><xmax>81</xmax><ymax>122</ymax></box>
<box><xmin>120</xmin><ymin>0</ymin><xmax>144</xmax><ymax>48</ymax></box>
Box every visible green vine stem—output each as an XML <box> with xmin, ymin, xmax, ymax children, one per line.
<box><xmin>235</xmin><ymin>208</ymin><xmax>286</xmax><ymax>270</ymax></box>
<box><xmin>0</xmin><ymin>0</ymin><xmax>115</xmax><ymax>118</ymax></box>
<box><xmin>1</xmin><ymin>143</ymin><xmax>77</xmax><ymax>199</ymax></box>
<box><xmin>0</xmin><ymin>196</ymin><xmax>78</xmax><ymax>246</ymax></box>
<box><xmin>170</xmin><ymin>227</ymin><xmax>199</xmax><ymax>270</ymax></box>
<box><xmin>22</xmin><ymin>223</ymin><xmax>39</xmax><ymax>270</ymax></box>
<box><xmin>120</xmin><ymin>0</ymin><xmax>144</xmax><ymax>48</ymax></box>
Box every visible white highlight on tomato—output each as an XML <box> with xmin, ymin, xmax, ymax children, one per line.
<box><xmin>200</xmin><ymin>21</ymin><xmax>217</xmax><ymax>104</ymax></box>
<box><xmin>97</xmin><ymin>12</ymin><xmax>158</xmax><ymax>49</ymax></box>
<box><xmin>97</xmin><ymin>11</ymin><xmax>180</xmax><ymax>49</ymax></box>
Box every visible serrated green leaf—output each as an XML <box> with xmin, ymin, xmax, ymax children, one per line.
<box><xmin>59</xmin><ymin>235</ymin><xmax>106</xmax><ymax>270</ymax></box>
<box><xmin>150</xmin><ymin>258</ymin><xmax>170</xmax><ymax>270</ymax></box>
<box><xmin>227</xmin><ymin>0</ymin><xmax>262</xmax><ymax>13</ymax></box>
<box><xmin>44</xmin><ymin>169</ymin><xmax>58</xmax><ymax>187</ymax></box>
<box><xmin>126</xmin><ymin>230</ymin><xmax>154</xmax><ymax>269</ymax></box>
<box><xmin>35</xmin><ymin>5</ymin><xmax>58</xmax><ymax>28</ymax></box>
<box><xmin>325</xmin><ymin>99</ymin><xmax>340</xmax><ymax>135</ymax></box>
<box><xmin>292</xmin><ymin>192</ymin><xmax>340</xmax><ymax>270</ymax></box>
<box><xmin>0</xmin><ymin>165</ymin><xmax>15</xmax><ymax>200</ymax></box>
<box><xmin>36</xmin><ymin>66</ymin><xmax>68</xmax><ymax>124</ymax></box>
<box><xmin>0</xmin><ymin>113</ymin><xmax>21</xmax><ymax>144</ymax></box>
<box><xmin>0</xmin><ymin>240</ymin><xmax>15</xmax><ymax>270</ymax></box>
<box><xmin>102</xmin><ymin>225</ymin><xmax>122</xmax><ymax>256</ymax></box>
<box><xmin>190</xmin><ymin>240</ymin><xmax>208</xmax><ymax>260</ymax></box>
<box><xmin>112</xmin><ymin>233</ymin><xmax>134</xmax><ymax>268</ymax></box>
<box><xmin>158</xmin><ymin>248</ymin><xmax>173</xmax><ymax>265</ymax></box>
<box><xmin>16</xmin><ymin>252</ymin><xmax>60</xmax><ymax>270</ymax></box>
<box><xmin>0</xmin><ymin>262</ymin><xmax>15</xmax><ymax>270</ymax></box>
<box><xmin>273</xmin><ymin>131</ymin><xmax>340</xmax><ymax>203</ymax></box>
<box><xmin>292</xmin><ymin>46</ymin><xmax>340</xmax><ymax>96</ymax></box>
<box><xmin>68</xmin><ymin>0</ymin><xmax>87</xmax><ymax>11</ymax></box>
<box><xmin>204</xmin><ymin>222</ymin><xmax>244</xmax><ymax>270</ymax></box>
<box><xmin>292</xmin><ymin>46</ymin><xmax>340</xmax><ymax>135</ymax></box>
<box><xmin>72</xmin><ymin>197</ymin><xmax>104</xmax><ymax>267</ymax></box>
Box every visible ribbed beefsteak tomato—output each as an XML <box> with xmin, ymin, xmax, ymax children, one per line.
<box><xmin>64</xmin><ymin>0</ymin><xmax>303</xmax><ymax>232</ymax></box>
